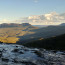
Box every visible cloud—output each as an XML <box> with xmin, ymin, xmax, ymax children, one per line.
<box><xmin>15</xmin><ymin>12</ymin><xmax>65</xmax><ymax>25</ymax></box>
<box><xmin>0</xmin><ymin>19</ymin><xmax>10</xmax><ymax>24</ymax></box>
<box><xmin>0</xmin><ymin>12</ymin><xmax>65</xmax><ymax>25</ymax></box>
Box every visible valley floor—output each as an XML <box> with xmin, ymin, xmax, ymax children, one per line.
<box><xmin>0</xmin><ymin>43</ymin><xmax>65</xmax><ymax>65</ymax></box>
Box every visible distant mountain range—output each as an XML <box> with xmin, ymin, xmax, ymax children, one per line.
<box><xmin>0</xmin><ymin>23</ymin><xmax>65</xmax><ymax>28</ymax></box>
<box><xmin>34</xmin><ymin>23</ymin><xmax>65</xmax><ymax>28</ymax></box>
<box><xmin>60</xmin><ymin>23</ymin><xmax>65</xmax><ymax>26</ymax></box>
<box><xmin>0</xmin><ymin>23</ymin><xmax>33</xmax><ymax>28</ymax></box>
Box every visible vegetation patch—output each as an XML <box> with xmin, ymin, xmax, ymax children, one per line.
<box><xmin>23</xmin><ymin>34</ymin><xmax>65</xmax><ymax>50</ymax></box>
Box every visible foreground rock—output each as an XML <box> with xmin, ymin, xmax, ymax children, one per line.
<box><xmin>0</xmin><ymin>43</ymin><xmax>65</xmax><ymax>65</ymax></box>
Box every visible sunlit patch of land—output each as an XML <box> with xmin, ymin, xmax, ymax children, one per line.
<box><xmin>0</xmin><ymin>23</ymin><xmax>38</xmax><ymax>43</ymax></box>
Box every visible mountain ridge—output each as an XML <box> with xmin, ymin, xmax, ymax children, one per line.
<box><xmin>0</xmin><ymin>23</ymin><xmax>33</xmax><ymax>28</ymax></box>
<box><xmin>60</xmin><ymin>23</ymin><xmax>65</xmax><ymax>26</ymax></box>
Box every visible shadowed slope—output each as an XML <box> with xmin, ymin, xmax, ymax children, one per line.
<box><xmin>23</xmin><ymin>34</ymin><xmax>65</xmax><ymax>50</ymax></box>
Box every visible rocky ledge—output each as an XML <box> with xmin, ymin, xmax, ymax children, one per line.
<box><xmin>0</xmin><ymin>43</ymin><xmax>65</xmax><ymax>65</ymax></box>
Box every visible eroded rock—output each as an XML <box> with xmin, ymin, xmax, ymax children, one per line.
<box><xmin>12</xmin><ymin>49</ymin><xmax>19</xmax><ymax>52</ymax></box>
<box><xmin>2</xmin><ymin>58</ymin><xmax>9</xmax><ymax>62</ymax></box>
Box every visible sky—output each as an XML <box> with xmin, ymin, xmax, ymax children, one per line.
<box><xmin>0</xmin><ymin>0</ymin><xmax>65</xmax><ymax>25</ymax></box>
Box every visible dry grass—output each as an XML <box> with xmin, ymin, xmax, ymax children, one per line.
<box><xmin>0</xmin><ymin>27</ymin><xmax>37</xmax><ymax>43</ymax></box>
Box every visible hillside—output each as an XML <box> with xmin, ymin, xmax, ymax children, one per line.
<box><xmin>60</xmin><ymin>23</ymin><xmax>65</xmax><ymax>26</ymax></box>
<box><xmin>0</xmin><ymin>23</ymin><xmax>38</xmax><ymax>43</ymax></box>
<box><xmin>18</xmin><ymin>25</ymin><xmax>65</xmax><ymax>43</ymax></box>
<box><xmin>23</xmin><ymin>34</ymin><xmax>65</xmax><ymax>50</ymax></box>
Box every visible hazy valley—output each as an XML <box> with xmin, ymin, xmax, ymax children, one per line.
<box><xmin>0</xmin><ymin>23</ymin><xmax>65</xmax><ymax>44</ymax></box>
<box><xmin>0</xmin><ymin>23</ymin><xmax>65</xmax><ymax>65</ymax></box>
<box><xmin>0</xmin><ymin>0</ymin><xmax>65</xmax><ymax>65</ymax></box>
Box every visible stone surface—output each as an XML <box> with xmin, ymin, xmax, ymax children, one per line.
<box><xmin>0</xmin><ymin>43</ymin><xmax>65</xmax><ymax>65</ymax></box>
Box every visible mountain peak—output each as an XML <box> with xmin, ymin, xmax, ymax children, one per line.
<box><xmin>60</xmin><ymin>23</ymin><xmax>65</xmax><ymax>26</ymax></box>
<box><xmin>21</xmin><ymin>23</ymin><xmax>31</xmax><ymax>26</ymax></box>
